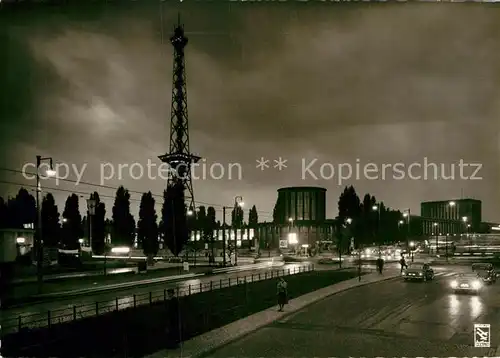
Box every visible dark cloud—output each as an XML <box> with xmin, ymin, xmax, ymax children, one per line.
<box><xmin>0</xmin><ymin>3</ymin><xmax>499</xmax><ymax>222</ymax></box>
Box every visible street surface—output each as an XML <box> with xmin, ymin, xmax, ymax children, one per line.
<box><xmin>205</xmin><ymin>265</ymin><xmax>500</xmax><ymax>357</ymax></box>
<box><xmin>3</xmin><ymin>263</ymin><xmax>305</xmax><ymax>333</ymax></box>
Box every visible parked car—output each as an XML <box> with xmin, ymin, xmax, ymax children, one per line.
<box><xmin>472</xmin><ymin>263</ymin><xmax>497</xmax><ymax>284</ymax></box>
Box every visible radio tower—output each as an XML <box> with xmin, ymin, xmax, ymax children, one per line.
<box><xmin>158</xmin><ymin>15</ymin><xmax>200</xmax><ymax>211</ymax></box>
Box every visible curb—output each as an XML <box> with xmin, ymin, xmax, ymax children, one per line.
<box><xmin>161</xmin><ymin>273</ymin><xmax>399</xmax><ymax>358</ymax></box>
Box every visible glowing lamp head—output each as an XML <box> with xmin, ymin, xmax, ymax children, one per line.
<box><xmin>46</xmin><ymin>169</ymin><xmax>56</xmax><ymax>177</ymax></box>
<box><xmin>449</xmin><ymin>201</ymin><xmax>456</xmax><ymax>206</ymax></box>
<box><xmin>346</xmin><ymin>218</ymin><xmax>352</xmax><ymax>224</ymax></box>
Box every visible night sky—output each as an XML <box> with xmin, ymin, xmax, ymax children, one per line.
<box><xmin>1</xmin><ymin>3</ymin><xmax>499</xmax><ymax>222</ymax></box>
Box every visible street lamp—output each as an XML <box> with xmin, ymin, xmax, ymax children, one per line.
<box><xmin>402</xmin><ymin>209</ymin><xmax>411</xmax><ymax>252</ymax></box>
<box><xmin>87</xmin><ymin>197</ymin><xmax>96</xmax><ymax>255</ymax></box>
<box><xmin>35</xmin><ymin>155</ymin><xmax>56</xmax><ymax>292</ymax></box>
<box><xmin>409</xmin><ymin>241</ymin><xmax>415</xmax><ymax>262</ymax></box>
<box><xmin>222</xmin><ymin>196</ymin><xmax>244</xmax><ymax>267</ymax></box>
<box><xmin>433</xmin><ymin>222</ymin><xmax>438</xmax><ymax>256</ymax></box>
<box><xmin>372</xmin><ymin>205</ymin><xmax>381</xmax><ymax>258</ymax></box>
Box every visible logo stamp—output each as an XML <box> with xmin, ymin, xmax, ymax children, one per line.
<box><xmin>474</xmin><ymin>323</ymin><xmax>490</xmax><ymax>347</ymax></box>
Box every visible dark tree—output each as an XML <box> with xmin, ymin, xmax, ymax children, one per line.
<box><xmin>87</xmin><ymin>192</ymin><xmax>106</xmax><ymax>254</ymax></box>
<box><xmin>138</xmin><ymin>191</ymin><xmax>159</xmax><ymax>258</ymax></box>
<box><xmin>0</xmin><ymin>197</ymin><xmax>8</xmax><ymax>229</ymax></box>
<box><xmin>61</xmin><ymin>194</ymin><xmax>82</xmax><ymax>249</ymax></box>
<box><xmin>231</xmin><ymin>204</ymin><xmax>244</xmax><ymax>228</ymax></box>
<box><xmin>338</xmin><ymin>186</ymin><xmax>361</xmax><ymax>221</ymax></box>
<box><xmin>7</xmin><ymin>188</ymin><xmax>37</xmax><ymax>228</ymax></box>
<box><xmin>196</xmin><ymin>206</ymin><xmax>207</xmax><ymax>240</ymax></box>
<box><xmin>206</xmin><ymin>206</ymin><xmax>217</xmax><ymax>255</ymax></box>
<box><xmin>162</xmin><ymin>183</ymin><xmax>189</xmax><ymax>256</ymax></box>
<box><xmin>41</xmin><ymin>193</ymin><xmax>60</xmax><ymax>247</ymax></box>
<box><xmin>357</xmin><ymin>194</ymin><xmax>375</xmax><ymax>246</ymax></box>
<box><xmin>112</xmin><ymin>186</ymin><xmax>136</xmax><ymax>247</ymax></box>
<box><xmin>248</xmin><ymin>205</ymin><xmax>258</xmax><ymax>227</ymax></box>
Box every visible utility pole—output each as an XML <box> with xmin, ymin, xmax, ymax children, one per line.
<box><xmin>35</xmin><ymin>155</ymin><xmax>55</xmax><ymax>293</ymax></box>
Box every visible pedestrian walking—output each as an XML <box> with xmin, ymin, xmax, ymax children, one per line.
<box><xmin>400</xmin><ymin>256</ymin><xmax>408</xmax><ymax>273</ymax></box>
<box><xmin>277</xmin><ymin>277</ymin><xmax>288</xmax><ymax>312</ymax></box>
<box><xmin>376</xmin><ymin>257</ymin><xmax>384</xmax><ymax>274</ymax></box>
<box><xmin>165</xmin><ymin>288</ymin><xmax>180</xmax><ymax>349</ymax></box>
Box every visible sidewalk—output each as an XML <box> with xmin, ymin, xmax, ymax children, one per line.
<box><xmin>146</xmin><ymin>269</ymin><xmax>400</xmax><ymax>358</ymax></box>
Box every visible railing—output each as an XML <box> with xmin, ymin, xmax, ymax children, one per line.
<box><xmin>2</xmin><ymin>264</ymin><xmax>314</xmax><ymax>335</ymax></box>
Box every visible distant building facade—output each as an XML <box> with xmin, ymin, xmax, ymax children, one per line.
<box><xmin>188</xmin><ymin>186</ymin><xmax>337</xmax><ymax>252</ymax></box>
<box><xmin>420</xmin><ymin>199</ymin><xmax>481</xmax><ymax>235</ymax></box>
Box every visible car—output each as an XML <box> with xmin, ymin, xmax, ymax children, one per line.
<box><xmin>402</xmin><ymin>263</ymin><xmax>434</xmax><ymax>281</ymax></box>
<box><xmin>472</xmin><ymin>263</ymin><xmax>497</xmax><ymax>285</ymax></box>
<box><xmin>450</xmin><ymin>273</ymin><xmax>483</xmax><ymax>294</ymax></box>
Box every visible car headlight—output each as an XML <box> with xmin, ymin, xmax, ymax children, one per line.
<box><xmin>472</xmin><ymin>280</ymin><xmax>481</xmax><ymax>289</ymax></box>
<box><xmin>418</xmin><ymin>272</ymin><xmax>423</xmax><ymax>276</ymax></box>
<box><xmin>450</xmin><ymin>280</ymin><xmax>458</xmax><ymax>288</ymax></box>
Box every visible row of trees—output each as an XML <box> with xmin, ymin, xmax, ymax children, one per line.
<box><xmin>0</xmin><ymin>187</ymin><xmax>260</xmax><ymax>258</ymax></box>
<box><xmin>336</xmin><ymin>185</ymin><xmax>406</xmax><ymax>249</ymax></box>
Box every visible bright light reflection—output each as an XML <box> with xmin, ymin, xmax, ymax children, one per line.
<box><xmin>469</xmin><ymin>296</ymin><xmax>482</xmax><ymax>318</ymax></box>
<box><xmin>448</xmin><ymin>295</ymin><xmax>460</xmax><ymax>316</ymax></box>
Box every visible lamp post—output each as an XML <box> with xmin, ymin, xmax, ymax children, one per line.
<box><xmin>344</xmin><ymin>217</ymin><xmax>352</xmax><ymax>269</ymax></box>
<box><xmin>372</xmin><ymin>205</ymin><xmax>381</xmax><ymax>258</ymax></box>
<box><xmin>433</xmin><ymin>222</ymin><xmax>438</xmax><ymax>256</ymax></box>
<box><xmin>35</xmin><ymin>155</ymin><xmax>56</xmax><ymax>292</ymax></box>
<box><xmin>87</xmin><ymin>197</ymin><xmax>96</xmax><ymax>255</ymax></box>
<box><xmin>186</xmin><ymin>207</ymin><xmax>194</xmax><ymax>263</ymax></box>
<box><xmin>288</xmin><ymin>217</ymin><xmax>294</xmax><ymax>255</ymax></box>
<box><xmin>222</xmin><ymin>196</ymin><xmax>244</xmax><ymax>267</ymax></box>
<box><xmin>402</xmin><ymin>209</ymin><xmax>411</xmax><ymax>254</ymax></box>
<box><xmin>409</xmin><ymin>241</ymin><xmax>415</xmax><ymax>262</ymax></box>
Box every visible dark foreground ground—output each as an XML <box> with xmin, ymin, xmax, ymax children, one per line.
<box><xmin>204</xmin><ymin>266</ymin><xmax>500</xmax><ymax>357</ymax></box>
<box><xmin>2</xmin><ymin>269</ymin><xmax>360</xmax><ymax>357</ymax></box>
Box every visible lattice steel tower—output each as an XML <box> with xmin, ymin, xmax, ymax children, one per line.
<box><xmin>158</xmin><ymin>15</ymin><xmax>200</xmax><ymax>210</ymax></box>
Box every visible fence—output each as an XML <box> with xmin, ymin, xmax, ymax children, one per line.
<box><xmin>2</xmin><ymin>264</ymin><xmax>314</xmax><ymax>335</ymax></box>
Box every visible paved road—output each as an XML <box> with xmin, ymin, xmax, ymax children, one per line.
<box><xmin>3</xmin><ymin>263</ymin><xmax>306</xmax><ymax>333</ymax></box>
<box><xmin>204</xmin><ymin>265</ymin><xmax>500</xmax><ymax>357</ymax></box>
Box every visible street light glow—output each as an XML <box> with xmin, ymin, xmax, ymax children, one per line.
<box><xmin>403</xmin><ymin>212</ymin><xmax>408</xmax><ymax>217</ymax></box>
<box><xmin>433</xmin><ymin>222</ymin><xmax>438</xmax><ymax>226</ymax></box>
<box><xmin>372</xmin><ymin>205</ymin><xmax>378</xmax><ymax>211</ymax></box>
<box><xmin>462</xmin><ymin>216</ymin><xmax>468</xmax><ymax>222</ymax></box>
<box><xmin>399</xmin><ymin>220</ymin><xmax>404</xmax><ymax>224</ymax></box>
<box><xmin>187</xmin><ymin>210</ymin><xmax>193</xmax><ymax>216</ymax></box>
<box><xmin>449</xmin><ymin>201</ymin><xmax>456</xmax><ymax>206</ymax></box>
<box><xmin>45</xmin><ymin>169</ymin><xmax>56</xmax><ymax>177</ymax></box>
<box><xmin>289</xmin><ymin>217</ymin><xmax>293</xmax><ymax>222</ymax></box>
<box><xmin>346</xmin><ymin>218</ymin><xmax>352</xmax><ymax>224</ymax></box>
